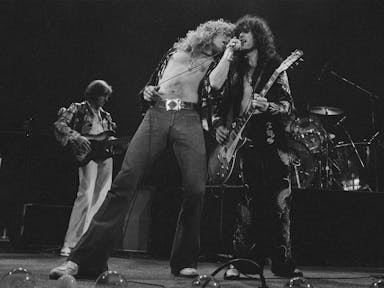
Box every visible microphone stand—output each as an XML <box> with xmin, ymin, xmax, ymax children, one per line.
<box><xmin>328</xmin><ymin>69</ymin><xmax>379</xmax><ymax>133</ymax></box>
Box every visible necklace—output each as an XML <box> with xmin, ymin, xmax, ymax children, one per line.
<box><xmin>188</xmin><ymin>55</ymin><xmax>210</xmax><ymax>72</ymax></box>
<box><xmin>188</xmin><ymin>58</ymin><xmax>197</xmax><ymax>71</ymax></box>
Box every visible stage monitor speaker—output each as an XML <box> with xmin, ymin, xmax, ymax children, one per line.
<box><xmin>116</xmin><ymin>186</ymin><xmax>153</xmax><ymax>253</ymax></box>
<box><xmin>292</xmin><ymin>189</ymin><xmax>384</xmax><ymax>266</ymax></box>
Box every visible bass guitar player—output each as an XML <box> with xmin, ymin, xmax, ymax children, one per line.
<box><xmin>53</xmin><ymin>80</ymin><xmax>119</xmax><ymax>257</ymax></box>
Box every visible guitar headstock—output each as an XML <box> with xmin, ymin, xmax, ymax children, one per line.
<box><xmin>276</xmin><ymin>49</ymin><xmax>304</xmax><ymax>73</ymax></box>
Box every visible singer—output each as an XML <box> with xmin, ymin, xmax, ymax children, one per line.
<box><xmin>49</xmin><ymin>19</ymin><xmax>235</xmax><ymax>279</ymax></box>
<box><xmin>209</xmin><ymin>15</ymin><xmax>302</xmax><ymax>279</ymax></box>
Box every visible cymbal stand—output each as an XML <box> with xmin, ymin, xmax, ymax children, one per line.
<box><xmin>340</xmin><ymin>124</ymin><xmax>365</xmax><ymax>169</ymax></box>
<box><xmin>368</xmin><ymin>131</ymin><xmax>380</xmax><ymax>192</ymax></box>
<box><xmin>320</xmin><ymin>110</ymin><xmax>332</xmax><ymax>189</ymax></box>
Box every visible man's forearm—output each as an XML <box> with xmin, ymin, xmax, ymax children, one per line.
<box><xmin>209</xmin><ymin>49</ymin><xmax>233</xmax><ymax>90</ymax></box>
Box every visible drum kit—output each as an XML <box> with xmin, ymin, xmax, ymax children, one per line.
<box><xmin>288</xmin><ymin>105</ymin><xmax>378</xmax><ymax>192</ymax></box>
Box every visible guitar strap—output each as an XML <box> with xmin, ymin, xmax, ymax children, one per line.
<box><xmin>241</xmin><ymin>69</ymin><xmax>265</xmax><ymax>116</ymax></box>
<box><xmin>225</xmin><ymin>104</ymin><xmax>234</xmax><ymax>129</ymax></box>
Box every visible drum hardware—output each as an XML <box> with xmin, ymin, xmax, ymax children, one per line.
<box><xmin>310</xmin><ymin>106</ymin><xmax>344</xmax><ymax>116</ymax></box>
<box><xmin>368</xmin><ymin>131</ymin><xmax>380</xmax><ymax>145</ymax></box>
<box><xmin>288</xmin><ymin>138</ymin><xmax>316</xmax><ymax>189</ymax></box>
<box><xmin>288</xmin><ymin>108</ymin><xmax>380</xmax><ymax>191</ymax></box>
<box><xmin>329</xmin><ymin>141</ymin><xmax>375</xmax><ymax>192</ymax></box>
<box><xmin>290</xmin><ymin>115</ymin><xmax>326</xmax><ymax>154</ymax></box>
<box><xmin>310</xmin><ymin>107</ymin><xmax>343</xmax><ymax>189</ymax></box>
<box><xmin>322</xmin><ymin>67</ymin><xmax>380</xmax><ymax>190</ymax></box>
<box><xmin>335</xmin><ymin>119</ymin><xmax>365</xmax><ymax>168</ymax></box>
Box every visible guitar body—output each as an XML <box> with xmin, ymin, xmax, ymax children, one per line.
<box><xmin>76</xmin><ymin>139</ymin><xmax>113</xmax><ymax>166</ymax></box>
<box><xmin>207</xmin><ymin>135</ymin><xmax>248</xmax><ymax>185</ymax></box>
<box><xmin>207</xmin><ymin>49</ymin><xmax>304</xmax><ymax>185</ymax></box>
<box><xmin>71</xmin><ymin>131</ymin><xmax>130</xmax><ymax>166</ymax></box>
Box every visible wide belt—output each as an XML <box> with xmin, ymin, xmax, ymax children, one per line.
<box><xmin>152</xmin><ymin>99</ymin><xmax>198</xmax><ymax>111</ymax></box>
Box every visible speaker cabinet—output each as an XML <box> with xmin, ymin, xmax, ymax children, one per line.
<box><xmin>18</xmin><ymin>203</ymin><xmax>72</xmax><ymax>247</ymax></box>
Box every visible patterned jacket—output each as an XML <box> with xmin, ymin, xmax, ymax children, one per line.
<box><xmin>54</xmin><ymin>101</ymin><xmax>116</xmax><ymax>147</ymax></box>
<box><xmin>210</xmin><ymin>55</ymin><xmax>294</xmax><ymax>149</ymax></box>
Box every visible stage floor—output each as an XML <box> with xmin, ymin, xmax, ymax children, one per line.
<box><xmin>0</xmin><ymin>253</ymin><xmax>382</xmax><ymax>288</ymax></box>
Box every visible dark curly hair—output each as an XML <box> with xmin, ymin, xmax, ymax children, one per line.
<box><xmin>235</xmin><ymin>15</ymin><xmax>277</xmax><ymax>66</ymax></box>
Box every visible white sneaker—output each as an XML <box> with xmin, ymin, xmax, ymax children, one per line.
<box><xmin>178</xmin><ymin>268</ymin><xmax>198</xmax><ymax>278</ymax></box>
<box><xmin>49</xmin><ymin>261</ymin><xmax>79</xmax><ymax>280</ymax></box>
<box><xmin>224</xmin><ymin>265</ymin><xmax>240</xmax><ymax>280</ymax></box>
<box><xmin>60</xmin><ymin>247</ymin><xmax>71</xmax><ymax>257</ymax></box>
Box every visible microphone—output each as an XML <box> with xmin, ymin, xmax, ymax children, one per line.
<box><xmin>317</xmin><ymin>63</ymin><xmax>329</xmax><ymax>81</ymax></box>
<box><xmin>228</xmin><ymin>38</ymin><xmax>241</xmax><ymax>50</ymax></box>
<box><xmin>334</xmin><ymin>116</ymin><xmax>347</xmax><ymax>128</ymax></box>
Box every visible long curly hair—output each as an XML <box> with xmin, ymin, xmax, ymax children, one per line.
<box><xmin>235</xmin><ymin>15</ymin><xmax>277</xmax><ymax>66</ymax></box>
<box><xmin>174</xmin><ymin>19</ymin><xmax>235</xmax><ymax>57</ymax></box>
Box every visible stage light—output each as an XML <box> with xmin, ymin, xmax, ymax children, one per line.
<box><xmin>370</xmin><ymin>279</ymin><xmax>384</xmax><ymax>288</ymax></box>
<box><xmin>57</xmin><ymin>275</ymin><xmax>77</xmax><ymax>288</ymax></box>
<box><xmin>0</xmin><ymin>267</ymin><xmax>35</xmax><ymax>288</ymax></box>
<box><xmin>94</xmin><ymin>271</ymin><xmax>127</xmax><ymax>287</ymax></box>
<box><xmin>191</xmin><ymin>274</ymin><xmax>221</xmax><ymax>288</ymax></box>
<box><xmin>285</xmin><ymin>277</ymin><xmax>313</xmax><ymax>288</ymax></box>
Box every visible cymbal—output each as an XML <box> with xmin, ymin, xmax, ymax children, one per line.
<box><xmin>310</xmin><ymin>106</ymin><xmax>343</xmax><ymax>116</ymax></box>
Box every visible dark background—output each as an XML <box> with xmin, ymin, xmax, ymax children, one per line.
<box><xmin>0</xmin><ymin>0</ymin><xmax>384</xmax><ymax>258</ymax></box>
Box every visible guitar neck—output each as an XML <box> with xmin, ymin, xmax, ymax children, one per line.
<box><xmin>225</xmin><ymin>49</ymin><xmax>303</xmax><ymax>144</ymax></box>
<box><xmin>258</xmin><ymin>70</ymin><xmax>280</xmax><ymax>99</ymax></box>
<box><xmin>227</xmin><ymin>70</ymin><xmax>283</xmax><ymax>141</ymax></box>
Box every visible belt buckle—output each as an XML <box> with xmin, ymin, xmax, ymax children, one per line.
<box><xmin>165</xmin><ymin>99</ymin><xmax>182</xmax><ymax>111</ymax></box>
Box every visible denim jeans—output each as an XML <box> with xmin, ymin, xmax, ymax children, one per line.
<box><xmin>69</xmin><ymin>107</ymin><xmax>207</xmax><ymax>274</ymax></box>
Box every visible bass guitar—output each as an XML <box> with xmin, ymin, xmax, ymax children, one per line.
<box><xmin>207</xmin><ymin>49</ymin><xmax>303</xmax><ymax>185</ymax></box>
<box><xmin>71</xmin><ymin>130</ymin><xmax>130</xmax><ymax>166</ymax></box>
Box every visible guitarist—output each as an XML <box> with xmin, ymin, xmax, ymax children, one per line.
<box><xmin>54</xmin><ymin>80</ymin><xmax>116</xmax><ymax>257</ymax></box>
<box><xmin>209</xmin><ymin>15</ymin><xmax>302</xmax><ymax>278</ymax></box>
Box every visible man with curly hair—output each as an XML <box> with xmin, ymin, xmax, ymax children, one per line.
<box><xmin>49</xmin><ymin>19</ymin><xmax>234</xmax><ymax>279</ymax></box>
<box><xmin>209</xmin><ymin>15</ymin><xmax>302</xmax><ymax>278</ymax></box>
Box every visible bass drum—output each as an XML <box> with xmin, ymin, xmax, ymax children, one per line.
<box><xmin>330</xmin><ymin>142</ymin><xmax>374</xmax><ymax>191</ymax></box>
<box><xmin>287</xmin><ymin>138</ymin><xmax>316</xmax><ymax>189</ymax></box>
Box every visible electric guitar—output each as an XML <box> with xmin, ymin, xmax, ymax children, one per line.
<box><xmin>71</xmin><ymin>130</ymin><xmax>130</xmax><ymax>166</ymax></box>
<box><xmin>207</xmin><ymin>49</ymin><xmax>303</xmax><ymax>185</ymax></box>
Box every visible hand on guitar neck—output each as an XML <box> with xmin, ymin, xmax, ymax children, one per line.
<box><xmin>251</xmin><ymin>94</ymin><xmax>269</xmax><ymax>113</ymax></box>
